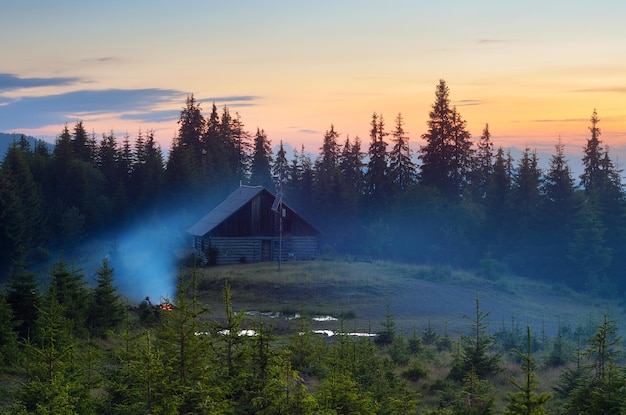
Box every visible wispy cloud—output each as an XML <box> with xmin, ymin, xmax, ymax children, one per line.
<box><xmin>81</xmin><ymin>56</ymin><xmax>116</xmax><ymax>63</ymax></box>
<box><xmin>453</xmin><ymin>99</ymin><xmax>485</xmax><ymax>106</ymax></box>
<box><xmin>288</xmin><ymin>126</ymin><xmax>319</xmax><ymax>135</ymax></box>
<box><xmin>0</xmin><ymin>73</ymin><xmax>80</xmax><ymax>92</ymax></box>
<box><xmin>0</xmin><ymin>88</ymin><xmax>185</xmax><ymax>131</ymax></box>
<box><xmin>199</xmin><ymin>95</ymin><xmax>259</xmax><ymax>106</ymax></box>
<box><xmin>574</xmin><ymin>87</ymin><xmax>626</xmax><ymax>94</ymax></box>
<box><xmin>477</xmin><ymin>38</ymin><xmax>508</xmax><ymax>44</ymax></box>
<box><xmin>297</xmin><ymin>129</ymin><xmax>319</xmax><ymax>134</ymax></box>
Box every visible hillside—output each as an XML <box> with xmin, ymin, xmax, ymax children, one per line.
<box><xmin>0</xmin><ymin>132</ymin><xmax>54</xmax><ymax>158</ymax></box>
<box><xmin>193</xmin><ymin>260</ymin><xmax>624</xmax><ymax>338</ymax></box>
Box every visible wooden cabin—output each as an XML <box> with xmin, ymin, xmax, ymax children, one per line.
<box><xmin>187</xmin><ymin>186</ymin><xmax>320</xmax><ymax>265</ymax></box>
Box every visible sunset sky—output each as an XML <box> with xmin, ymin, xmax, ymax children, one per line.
<box><xmin>3</xmin><ymin>1</ymin><xmax>626</xmax><ymax>167</ymax></box>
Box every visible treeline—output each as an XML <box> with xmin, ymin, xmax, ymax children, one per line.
<box><xmin>0</xmin><ymin>261</ymin><xmax>624</xmax><ymax>414</ymax></box>
<box><xmin>1</xmin><ymin>79</ymin><xmax>625</xmax><ymax>292</ymax></box>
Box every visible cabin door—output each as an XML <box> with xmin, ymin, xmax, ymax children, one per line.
<box><xmin>261</xmin><ymin>240</ymin><xmax>271</xmax><ymax>261</ymax></box>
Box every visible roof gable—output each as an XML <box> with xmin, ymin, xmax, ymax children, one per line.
<box><xmin>186</xmin><ymin>186</ymin><xmax>265</xmax><ymax>236</ymax></box>
<box><xmin>187</xmin><ymin>186</ymin><xmax>320</xmax><ymax>237</ymax></box>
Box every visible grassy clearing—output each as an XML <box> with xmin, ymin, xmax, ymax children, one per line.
<box><xmin>190</xmin><ymin>259</ymin><xmax>624</xmax><ymax>338</ymax></box>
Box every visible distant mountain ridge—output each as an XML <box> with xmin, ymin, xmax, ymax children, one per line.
<box><xmin>0</xmin><ymin>132</ymin><xmax>54</xmax><ymax>159</ymax></box>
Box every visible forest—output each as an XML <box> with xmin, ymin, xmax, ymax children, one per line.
<box><xmin>1</xmin><ymin>79</ymin><xmax>626</xmax><ymax>413</ymax></box>
<box><xmin>1</xmin><ymin>80</ymin><xmax>625</xmax><ymax>293</ymax></box>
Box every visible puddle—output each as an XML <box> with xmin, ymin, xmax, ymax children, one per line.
<box><xmin>311</xmin><ymin>330</ymin><xmax>377</xmax><ymax>338</ymax></box>
<box><xmin>312</xmin><ymin>315</ymin><xmax>338</xmax><ymax>322</ymax></box>
<box><xmin>195</xmin><ymin>310</ymin><xmax>376</xmax><ymax>338</ymax></box>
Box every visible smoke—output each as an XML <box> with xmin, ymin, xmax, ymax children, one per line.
<box><xmin>102</xmin><ymin>194</ymin><xmax>224</xmax><ymax>303</ymax></box>
<box><xmin>53</xmin><ymin>191</ymin><xmax>226</xmax><ymax>305</ymax></box>
<box><xmin>107</xmin><ymin>222</ymin><xmax>182</xmax><ymax>303</ymax></box>
<box><xmin>77</xmin><ymin>208</ymin><xmax>196</xmax><ymax>304</ymax></box>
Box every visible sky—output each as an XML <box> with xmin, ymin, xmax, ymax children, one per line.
<box><xmin>3</xmin><ymin>1</ymin><xmax>626</xmax><ymax>168</ymax></box>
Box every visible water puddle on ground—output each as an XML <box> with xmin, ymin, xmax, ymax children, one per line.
<box><xmin>203</xmin><ymin>311</ymin><xmax>378</xmax><ymax>338</ymax></box>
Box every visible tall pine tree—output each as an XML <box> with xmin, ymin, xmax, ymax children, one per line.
<box><xmin>419</xmin><ymin>79</ymin><xmax>473</xmax><ymax>200</ymax></box>
<box><xmin>365</xmin><ymin>113</ymin><xmax>390</xmax><ymax>212</ymax></box>
<box><xmin>249</xmin><ymin>128</ymin><xmax>273</xmax><ymax>188</ymax></box>
<box><xmin>388</xmin><ymin>112</ymin><xmax>416</xmax><ymax>193</ymax></box>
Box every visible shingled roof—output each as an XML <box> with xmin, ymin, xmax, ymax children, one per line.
<box><xmin>186</xmin><ymin>186</ymin><xmax>265</xmax><ymax>237</ymax></box>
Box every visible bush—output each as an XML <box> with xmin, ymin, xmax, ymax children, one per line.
<box><xmin>402</xmin><ymin>360</ymin><xmax>428</xmax><ymax>381</ymax></box>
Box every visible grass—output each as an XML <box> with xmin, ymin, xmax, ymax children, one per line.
<box><xmin>186</xmin><ymin>259</ymin><xmax>625</xmax><ymax>410</ymax></box>
<box><xmin>189</xmin><ymin>259</ymin><xmax>624</xmax><ymax>339</ymax></box>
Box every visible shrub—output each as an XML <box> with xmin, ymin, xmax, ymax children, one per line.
<box><xmin>402</xmin><ymin>360</ymin><xmax>428</xmax><ymax>381</ymax></box>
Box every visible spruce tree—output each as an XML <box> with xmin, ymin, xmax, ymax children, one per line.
<box><xmin>47</xmin><ymin>260</ymin><xmax>91</xmax><ymax>337</ymax></box>
<box><xmin>449</xmin><ymin>298</ymin><xmax>501</xmax><ymax>381</ymax></box>
<box><xmin>166</xmin><ymin>133</ymin><xmax>197</xmax><ymax>192</ymax></box>
<box><xmin>178</xmin><ymin>94</ymin><xmax>206</xmax><ymax>164</ymax></box>
<box><xmin>88</xmin><ymin>258</ymin><xmax>125</xmax><ymax>337</ymax></box>
<box><xmin>484</xmin><ymin>147</ymin><xmax>514</xmax><ymax>253</ymax></box>
<box><xmin>567</xmin><ymin>203</ymin><xmax>611</xmax><ymax>291</ymax></box>
<box><xmin>131</xmin><ymin>129</ymin><xmax>164</xmax><ymax>207</ymax></box>
<box><xmin>0</xmin><ymin>291</ymin><xmax>18</xmax><ymax>367</ymax></box>
<box><xmin>72</xmin><ymin>120</ymin><xmax>93</xmax><ymax>163</ymax></box>
<box><xmin>472</xmin><ymin>123</ymin><xmax>494</xmax><ymax>198</ymax></box>
<box><xmin>510</xmin><ymin>148</ymin><xmax>543</xmax><ymax>266</ymax></box>
<box><xmin>272</xmin><ymin>140</ymin><xmax>289</xmax><ymax>192</ymax></box>
<box><xmin>563</xmin><ymin>315</ymin><xmax>625</xmax><ymax>414</ymax></box>
<box><xmin>203</xmin><ymin>105</ymin><xmax>243</xmax><ymax>191</ymax></box>
<box><xmin>450</xmin><ymin>369</ymin><xmax>495</xmax><ymax>415</ymax></box>
<box><xmin>313</xmin><ymin>125</ymin><xmax>344</xmax><ymax>231</ymax></box>
<box><xmin>249</xmin><ymin>128</ymin><xmax>274</xmax><ymax>188</ymax></box>
<box><xmin>166</xmin><ymin>95</ymin><xmax>205</xmax><ymax>195</ymax></box>
<box><xmin>155</xmin><ymin>269</ymin><xmax>213</xmax><ymax>413</ymax></box>
<box><xmin>0</xmin><ymin>172</ymin><xmax>26</xmax><ymax>270</ymax></box>
<box><xmin>503</xmin><ymin>326</ymin><xmax>551</xmax><ymax>415</ymax></box>
<box><xmin>365</xmin><ymin>113</ymin><xmax>390</xmax><ymax>212</ymax></box>
<box><xmin>0</xmin><ymin>143</ymin><xmax>47</xmax><ymax>255</ymax></box>
<box><xmin>540</xmin><ymin>138</ymin><xmax>581</xmax><ymax>281</ymax></box>
<box><xmin>338</xmin><ymin>135</ymin><xmax>365</xmax><ymax>246</ymax></box>
<box><xmin>580</xmin><ymin>109</ymin><xmax>604</xmax><ymax>193</ymax></box>
<box><xmin>419</xmin><ymin>79</ymin><xmax>473</xmax><ymax>200</ymax></box>
<box><xmin>52</xmin><ymin>125</ymin><xmax>74</xmax><ymax>165</ymax></box>
<box><xmin>5</xmin><ymin>265</ymin><xmax>40</xmax><ymax>341</ymax></box>
<box><xmin>18</xmin><ymin>291</ymin><xmax>93</xmax><ymax>414</ymax></box>
<box><xmin>339</xmin><ymin>135</ymin><xmax>365</xmax><ymax>202</ymax></box>
<box><xmin>231</xmin><ymin>111</ymin><xmax>252</xmax><ymax>184</ymax></box>
<box><xmin>388</xmin><ymin>112</ymin><xmax>416</xmax><ymax>193</ymax></box>
<box><xmin>97</xmin><ymin>131</ymin><xmax>121</xmax><ymax>199</ymax></box>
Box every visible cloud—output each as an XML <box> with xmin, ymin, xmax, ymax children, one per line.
<box><xmin>574</xmin><ymin>87</ymin><xmax>626</xmax><ymax>94</ymax></box>
<box><xmin>81</xmin><ymin>56</ymin><xmax>116</xmax><ymax>63</ymax></box>
<box><xmin>287</xmin><ymin>126</ymin><xmax>319</xmax><ymax>135</ymax></box>
<box><xmin>477</xmin><ymin>38</ymin><xmax>508</xmax><ymax>44</ymax></box>
<box><xmin>0</xmin><ymin>73</ymin><xmax>81</xmax><ymax>92</ymax></box>
<box><xmin>453</xmin><ymin>99</ymin><xmax>485</xmax><ymax>106</ymax></box>
<box><xmin>0</xmin><ymin>88</ymin><xmax>185</xmax><ymax>131</ymax></box>
<box><xmin>297</xmin><ymin>129</ymin><xmax>319</xmax><ymax>134</ymax></box>
<box><xmin>198</xmin><ymin>95</ymin><xmax>259</xmax><ymax>107</ymax></box>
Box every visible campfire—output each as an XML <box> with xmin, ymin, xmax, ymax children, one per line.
<box><xmin>145</xmin><ymin>296</ymin><xmax>174</xmax><ymax>312</ymax></box>
<box><xmin>158</xmin><ymin>301</ymin><xmax>174</xmax><ymax>311</ymax></box>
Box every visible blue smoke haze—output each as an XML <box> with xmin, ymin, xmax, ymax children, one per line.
<box><xmin>84</xmin><ymin>193</ymin><xmax>226</xmax><ymax>304</ymax></box>
<box><xmin>77</xmin><ymin>209</ymin><xmax>199</xmax><ymax>304</ymax></box>
<box><xmin>108</xmin><ymin>225</ymin><xmax>180</xmax><ymax>303</ymax></box>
